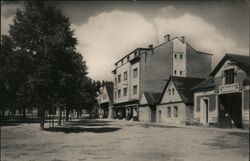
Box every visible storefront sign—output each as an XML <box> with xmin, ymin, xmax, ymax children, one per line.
<box><xmin>219</xmin><ymin>83</ymin><xmax>239</xmax><ymax>94</ymax></box>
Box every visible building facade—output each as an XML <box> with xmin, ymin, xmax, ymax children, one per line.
<box><xmin>139</xmin><ymin>92</ymin><xmax>161</xmax><ymax>122</ymax></box>
<box><xmin>192</xmin><ymin>54</ymin><xmax>249</xmax><ymax>129</ymax></box>
<box><xmin>112</xmin><ymin>35</ymin><xmax>212</xmax><ymax>121</ymax></box>
<box><xmin>97</xmin><ymin>82</ymin><xmax>113</xmax><ymax>119</ymax></box>
<box><xmin>157</xmin><ymin>76</ymin><xmax>204</xmax><ymax>125</ymax></box>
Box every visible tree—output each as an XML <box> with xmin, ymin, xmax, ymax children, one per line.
<box><xmin>8</xmin><ymin>1</ymin><xmax>87</xmax><ymax>129</ymax></box>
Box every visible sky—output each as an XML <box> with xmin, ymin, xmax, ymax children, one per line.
<box><xmin>1</xmin><ymin>0</ymin><xmax>249</xmax><ymax>81</ymax></box>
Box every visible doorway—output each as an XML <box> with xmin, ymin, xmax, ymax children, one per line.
<box><xmin>201</xmin><ymin>98</ymin><xmax>209</xmax><ymax>125</ymax></box>
<box><xmin>158</xmin><ymin>110</ymin><xmax>161</xmax><ymax>123</ymax></box>
<box><xmin>150</xmin><ymin>106</ymin><xmax>156</xmax><ymax>123</ymax></box>
<box><xmin>218</xmin><ymin>93</ymin><xmax>242</xmax><ymax>128</ymax></box>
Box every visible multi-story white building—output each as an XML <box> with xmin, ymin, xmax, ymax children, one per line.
<box><xmin>111</xmin><ymin>35</ymin><xmax>212</xmax><ymax>120</ymax></box>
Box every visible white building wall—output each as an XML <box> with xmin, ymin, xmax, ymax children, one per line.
<box><xmin>172</xmin><ymin>38</ymin><xmax>186</xmax><ymax>77</ymax></box>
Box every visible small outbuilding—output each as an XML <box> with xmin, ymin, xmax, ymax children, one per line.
<box><xmin>139</xmin><ymin>92</ymin><xmax>161</xmax><ymax>123</ymax></box>
<box><xmin>157</xmin><ymin>76</ymin><xmax>205</xmax><ymax>125</ymax></box>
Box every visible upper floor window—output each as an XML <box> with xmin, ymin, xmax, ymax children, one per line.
<box><xmin>224</xmin><ymin>68</ymin><xmax>234</xmax><ymax>84</ymax></box>
<box><xmin>180</xmin><ymin>71</ymin><xmax>182</xmax><ymax>75</ymax></box>
<box><xmin>133</xmin><ymin>85</ymin><xmax>138</xmax><ymax>95</ymax></box>
<box><xmin>172</xmin><ymin>88</ymin><xmax>175</xmax><ymax>95</ymax></box>
<box><xmin>118</xmin><ymin>89</ymin><xmax>121</xmax><ymax>98</ymax></box>
<box><xmin>121</xmin><ymin>59</ymin><xmax>123</xmax><ymax>65</ymax></box>
<box><xmin>174</xmin><ymin>54</ymin><xmax>177</xmax><ymax>58</ymax></box>
<box><xmin>180</xmin><ymin>55</ymin><xmax>183</xmax><ymax>59</ymax></box>
<box><xmin>167</xmin><ymin>106</ymin><xmax>171</xmax><ymax>117</ymax></box>
<box><xmin>133</xmin><ymin>68</ymin><xmax>138</xmax><ymax>78</ymax></box>
<box><xmin>114</xmin><ymin>91</ymin><xmax>116</xmax><ymax>100</ymax></box>
<box><xmin>174</xmin><ymin>70</ymin><xmax>177</xmax><ymax>75</ymax></box>
<box><xmin>115</xmin><ymin>78</ymin><xmax>117</xmax><ymax>85</ymax></box>
<box><xmin>174</xmin><ymin>106</ymin><xmax>178</xmax><ymax>117</ymax></box>
<box><xmin>124</xmin><ymin>71</ymin><xmax>127</xmax><ymax>81</ymax></box>
<box><xmin>123</xmin><ymin>87</ymin><xmax>127</xmax><ymax>96</ymax></box>
<box><xmin>118</xmin><ymin>74</ymin><xmax>121</xmax><ymax>83</ymax></box>
<box><xmin>168</xmin><ymin>89</ymin><xmax>171</xmax><ymax>95</ymax></box>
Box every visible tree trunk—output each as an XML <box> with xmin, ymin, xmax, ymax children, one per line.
<box><xmin>66</xmin><ymin>108</ymin><xmax>69</xmax><ymax>122</ymax></box>
<box><xmin>40</xmin><ymin>107</ymin><xmax>45</xmax><ymax>130</ymax></box>
<box><xmin>58</xmin><ymin>107</ymin><xmax>62</xmax><ymax>126</ymax></box>
<box><xmin>22</xmin><ymin>107</ymin><xmax>26</xmax><ymax>119</ymax></box>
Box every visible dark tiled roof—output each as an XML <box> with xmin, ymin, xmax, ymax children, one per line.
<box><xmin>191</xmin><ymin>77</ymin><xmax>215</xmax><ymax>92</ymax></box>
<box><xmin>143</xmin><ymin>92</ymin><xmax>162</xmax><ymax>105</ymax></box>
<box><xmin>104</xmin><ymin>81</ymin><xmax>114</xmax><ymax>103</ymax></box>
<box><xmin>159</xmin><ymin>76</ymin><xmax>205</xmax><ymax>104</ymax></box>
<box><xmin>210</xmin><ymin>53</ymin><xmax>250</xmax><ymax>76</ymax></box>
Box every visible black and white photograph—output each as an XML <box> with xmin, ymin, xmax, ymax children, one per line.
<box><xmin>1</xmin><ymin>0</ymin><xmax>249</xmax><ymax>161</ymax></box>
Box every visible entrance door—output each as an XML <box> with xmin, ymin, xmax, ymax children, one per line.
<box><xmin>150</xmin><ymin>106</ymin><xmax>156</xmax><ymax>123</ymax></box>
<box><xmin>201</xmin><ymin>98</ymin><xmax>209</xmax><ymax>125</ymax></box>
<box><xmin>218</xmin><ymin>93</ymin><xmax>242</xmax><ymax>128</ymax></box>
<box><xmin>158</xmin><ymin>110</ymin><xmax>161</xmax><ymax>123</ymax></box>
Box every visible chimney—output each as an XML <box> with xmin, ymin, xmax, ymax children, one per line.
<box><xmin>181</xmin><ymin>36</ymin><xmax>185</xmax><ymax>43</ymax></box>
<box><xmin>164</xmin><ymin>34</ymin><xmax>170</xmax><ymax>42</ymax></box>
<box><xmin>148</xmin><ymin>44</ymin><xmax>153</xmax><ymax>49</ymax></box>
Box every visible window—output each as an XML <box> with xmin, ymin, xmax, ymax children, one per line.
<box><xmin>103</xmin><ymin>94</ymin><xmax>106</xmax><ymax>100</ymax></box>
<box><xmin>168</xmin><ymin>89</ymin><xmax>171</xmax><ymax>95</ymax></box>
<box><xmin>180</xmin><ymin>71</ymin><xmax>182</xmax><ymax>75</ymax></box>
<box><xmin>123</xmin><ymin>88</ymin><xmax>127</xmax><ymax>96</ymax></box>
<box><xmin>115</xmin><ymin>78</ymin><xmax>117</xmax><ymax>85</ymax></box>
<box><xmin>114</xmin><ymin>91</ymin><xmax>116</xmax><ymax>100</ymax></box>
<box><xmin>167</xmin><ymin>107</ymin><xmax>171</xmax><ymax>117</ymax></box>
<box><xmin>224</xmin><ymin>68</ymin><xmax>234</xmax><ymax>84</ymax></box>
<box><xmin>127</xmin><ymin>56</ymin><xmax>129</xmax><ymax>62</ymax></box>
<box><xmin>172</xmin><ymin>88</ymin><xmax>175</xmax><ymax>95</ymax></box>
<box><xmin>133</xmin><ymin>68</ymin><xmax>138</xmax><ymax>78</ymax></box>
<box><xmin>133</xmin><ymin>85</ymin><xmax>138</xmax><ymax>95</ymax></box>
<box><xmin>121</xmin><ymin>59</ymin><xmax>123</xmax><ymax>65</ymax></box>
<box><xmin>124</xmin><ymin>71</ymin><xmax>127</xmax><ymax>81</ymax></box>
<box><xmin>180</xmin><ymin>55</ymin><xmax>183</xmax><ymax>59</ymax></box>
<box><xmin>118</xmin><ymin>74</ymin><xmax>121</xmax><ymax>83</ymax></box>
<box><xmin>174</xmin><ymin>70</ymin><xmax>177</xmax><ymax>75</ymax></box>
<box><xmin>117</xmin><ymin>90</ymin><xmax>120</xmax><ymax>98</ymax></box>
<box><xmin>174</xmin><ymin>106</ymin><xmax>178</xmax><ymax>117</ymax></box>
<box><xmin>175</xmin><ymin>54</ymin><xmax>177</xmax><ymax>58</ymax></box>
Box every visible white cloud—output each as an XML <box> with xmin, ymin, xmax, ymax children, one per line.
<box><xmin>1</xmin><ymin>3</ymin><xmax>24</xmax><ymax>35</ymax></box>
<box><xmin>74</xmin><ymin>9</ymin><xmax>248</xmax><ymax>81</ymax></box>
<box><xmin>73</xmin><ymin>10</ymin><xmax>156</xmax><ymax>80</ymax></box>
<box><xmin>153</xmin><ymin>12</ymin><xmax>248</xmax><ymax>66</ymax></box>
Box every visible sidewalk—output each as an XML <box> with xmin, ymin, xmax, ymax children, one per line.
<box><xmin>105</xmin><ymin>118</ymin><xmax>249</xmax><ymax>133</ymax></box>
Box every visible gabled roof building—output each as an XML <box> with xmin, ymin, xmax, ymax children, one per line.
<box><xmin>192</xmin><ymin>53</ymin><xmax>249</xmax><ymax>128</ymax></box>
<box><xmin>156</xmin><ymin>76</ymin><xmax>204</xmax><ymax>125</ymax></box>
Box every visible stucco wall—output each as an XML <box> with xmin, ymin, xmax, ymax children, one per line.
<box><xmin>186</xmin><ymin>44</ymin><xmax>212</xmax><ymax>78</ymax></box>
<box><xmin>156</xmin><ymin>103</ymin><xmax>187</xmax><ymax>125</ymax></box>
<box><xmin>139</xmin><ymin>106</ymin><xmax>150</xmax><ymax>122</ymax></box>
<box><xmin>194</xmin><ymin>90</ymin><xmax>217</xmax><ymax>124</ymax></box>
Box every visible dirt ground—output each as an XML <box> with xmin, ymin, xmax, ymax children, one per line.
<box><xmin>1</xmin><ymin>119</ymin><xmax>249</xmax><ymax>161</ymax></box>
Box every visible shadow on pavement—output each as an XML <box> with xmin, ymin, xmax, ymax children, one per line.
<box><xmin>44</xmin><ymin>126</ymin><xmax>121</xmax><ymax>134</ymax></box>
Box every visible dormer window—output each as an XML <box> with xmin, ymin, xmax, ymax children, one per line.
<box><xmin>224</xmin><ymin>68</ymin><xmax>234</xmax><ymax>84</ymax></box>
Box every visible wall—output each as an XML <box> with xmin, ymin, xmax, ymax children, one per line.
<box><xmin>194</xmin><ymin>90</ymin><xmax>216</xmax><ymax>124</ymax></box>
<box><xmin>156</xmin><ymin>103</ymin><xmax>186</xmax><ymax>125</ymax></box>
<box><xmin>242</xmin><ymin>87</ymin><xmax>249</xmax><ymax>128</ymax></box>
<box><xmin>100</xmin><ymin>86</ymin><xmax>110</xmax><ymax>104</ymax></box>
<box><xmin>172</xmin><ymin>38</ymin><xmax>186</xmax><ymax>76</ymax></box>
<box><xmin>186</xmin><ymin>44</ymin><xmax>212</xmax><ymax>78</ymax></box>
<box><xmin>139</xmin><ymin>106</ymin><xmax>150</xmax><ymax>122</ymax></box>
<box><xmin>140</xmin><ymin>41</ymin><xmax>173</xmax><ymax>97</ymax></box>
<box><xmin>160</xmin><ymin>81</ymin><xmax>182</xmax><ymax>103</ymax></box>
